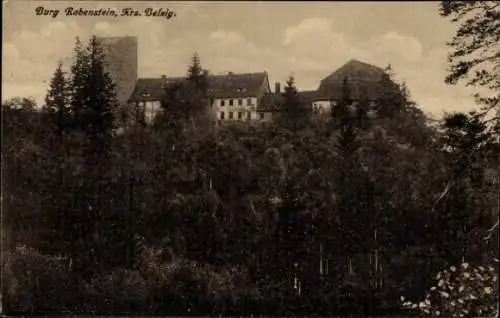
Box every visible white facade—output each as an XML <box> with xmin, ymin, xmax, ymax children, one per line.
<box><xmin>312</xmin><ymin>100</ymin><xmax>377</xmax><ymax>116</ymax></box>
<box><xmin>213</xmin><ymin>97</ymin><xmax>270</xmax><ymax>122</ymax></box>
<box><xmin>312</xmin><ymin>100</ymin><xmax>337</xmax><ymax>115</ymax></box>
<box><xmin>135</xmin><ymin>100</ymin><xmax>162</xmax><ymax>124</ymax></box>
<box><xmin>131</xmin><ymin>96</ymin><xmax>274</xmax><ymax>124</ymax></box>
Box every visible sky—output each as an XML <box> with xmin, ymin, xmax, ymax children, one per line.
<box><xmin>2</xmin><ymin>1</ymin><xmax>485</xmax><ymax>116</ymax></box>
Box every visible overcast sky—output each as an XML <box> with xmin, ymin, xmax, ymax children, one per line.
<box><xmin>2</xmin><ymin>1</ymin><xmax>484</xmax><ymax>115</ymax></box>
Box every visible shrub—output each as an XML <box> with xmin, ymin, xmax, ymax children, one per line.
<box><xmin>401</xmin><ymin>260</ymin><xmax>499</xmax><ymax>317</ymax></box>
<box><xmin>83</xmin><ymin>268</ymin><xmax>150</xmax><ymax>314</ymax></box>
<box><xmin>2</xmin><ymin>244</ymin><xmax>75</xmax><ymax>314</ymax></box>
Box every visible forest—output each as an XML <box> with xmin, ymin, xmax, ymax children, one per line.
<box><xmin>1</xmin><ymin>2</ymin><xmax>499</xmax><ymax>316</ymax></box>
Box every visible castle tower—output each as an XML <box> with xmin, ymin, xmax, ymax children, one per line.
<box><xmin>96</xmin><ymin>36</ymin><xmax>138</xmax><ymax>105</ymax></box>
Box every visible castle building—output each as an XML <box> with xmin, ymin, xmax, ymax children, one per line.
<box><xmin>96</xmin><ymin>36</ymin><xmax>395</xmax><ymax>125</ymax></box>
<box><xmin>310</xmin><ymin>59</ymin><xmax>391</xmax><ymax>115</ymax></box>
<box><xmin>128</xmin><ymin>72</ymin><xmax>276</xmax><ymax>124</ymax></box>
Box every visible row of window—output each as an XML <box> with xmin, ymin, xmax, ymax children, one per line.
<box><xmin>312</xmin><ymin>100</ymin><xmax>377</xmax><ymax>107</ymax></box>
<box><xmin>220</xmin><ymin>111</ymin><xmax>265</xmax><ymax>120</ymax></box>
<box><xmin>220</xmin><ymin>98</ymin><xmax>253</xmax><ymax>107</ymax></box>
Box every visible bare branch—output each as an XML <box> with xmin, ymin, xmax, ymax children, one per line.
<box><xmin>483</xmin><ymin>218</ymin><xmax>499</xmax><ymax>240</ymax></box>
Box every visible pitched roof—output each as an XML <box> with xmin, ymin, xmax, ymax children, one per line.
<box><xmin>259</xmin><ymin>93</ymin><xmax>283</xmax><ymax>112</ymax></box>
<box><xmin>128</xmin><ymin>72</ymin><xmax>268</xmax><ymax>102</ymax></box>
<box><xmin>208</xmin><ymin>72</ymin><xmax>268</xmax><ymax>99</ymax></box>
<box><xmin>128</xmin><ymin>77</ymin><xmax>185</xmax><ymax>101</ymax></box>
<box><xmin>298</xmin><ymin>90</ymin><xmax>320</xmax><ymax>104</ymax></box>
<box><xmin>316</xmin><ymin>59</ymin><xmax>394</xmax><ymax>100</ymax></box>
<box><xmin>259</xmin><ymin>90</ymin><xmax>317</xmax><ymax>112</ymax></box>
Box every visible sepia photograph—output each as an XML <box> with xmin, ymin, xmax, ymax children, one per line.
<box><xmin>1</xmin><ymin>0</ymin><xmax>499</xmax><ymax>316</ymax></box>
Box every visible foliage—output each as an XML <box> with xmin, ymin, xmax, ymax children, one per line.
<box><xmin>2</xmin><ymin>97</ymin><xmax>37</xmax><ymax>111</ymax></box>
<box><xmin>43</xmin><ymin>60</ymin><xmax>71</xmax><ymax>137</ymax></box>
<box><xmin>439</xmin><ymin>1</ymin><xmax>500</xmax><ymax>109</ymax></box>
<box><xmin>280</xmin><ymin>75</ymin><xmax>309</xmax><ymax>131</ymax></box>
<box><xmin>2</xmin><ymin>47</ymin><xmax>499</xmax><ymax>315</ymax></box>
<box><xmin>156</xmin><ymin>52</ymin><xmax>212</xmax><ymax>132</ymax></box>
<box><xmin>2</xmin><ymin>245</ymin><xmax>76</xmax><ymax>314</ymax></box>
<box><xmin>401</xmin><ymin>261</ymin><xmax>499</xmax><ymax>317</ymax></box>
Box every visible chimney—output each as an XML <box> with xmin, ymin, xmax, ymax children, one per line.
<box><xmin>275</xmin><ymin>82</ymin><xmax>281</xmax><ymax>94</ymax></box>
<box><xmin>161</xmin><ymin>75</ymin><xmax>167</xmax><ymax>88</ymax></box>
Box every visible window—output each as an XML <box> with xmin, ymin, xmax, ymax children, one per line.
<box><xmin>229</xmin><ymin>112</ymin><xmax>234</xmax><ymax>119</ymax></box>
<box><xmin>221</xmin><ymin>100</ymin><xmax>225</xmax><ymax>106</ymax></box>
<box><xmin>145</xmin><ymin>102</ymin><xmax>154</xmax><ymax>123</ymax></box>
<box><xmin>247</xmin><ymin>112</ymin><xmax>251</xmax><ymax>120</ymax></box>
<box><xmin>229</xmin><ymin>99</ymin><xmax>234</xmax><ymax>106</ymax></box>
<box><xmin>136</xmin><ymin>103</ymin><xmax>146</xmax><ymax>124</ymax></box>
<box><xmin>259</xmin><ymin>112</ymin><xmax>264</xmax><ymax>120</ymax></box>
<box><xmin>238</xmin><ymin>99</ymin><xmax>243</xmax><ymax>106</ymax></box>
<box><xmin>220</xmin><ymin>111</ymin><xmax>225</xmax><ymax>120</ymax></box>
<box><xmin>238</xmin><ymin>112</ymin><xmax>243</xmax><ymax>119</ymax></box>
<box><xmin>247</xmin><ymin>98</ymin><xmax>252</xmax><ymax>105</ymax></box>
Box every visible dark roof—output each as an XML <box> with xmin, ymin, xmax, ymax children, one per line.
<box><xmin>208</xmin><ymin>72</ymin><xmax>268</xmax><ymax>99</ymax></box>
<box><xmin>259</xmin><ymin>93</ymin><xmax>283</xmax><ymax>112</ymax></box>
<box><xmin>128</xmin><ymin>72</ymin><xmax>268</xmax><ymax>102</ymax></box>
<box><xmin>129</xmin><ymin>77</ymin><xmax>185</xmax><ymax>101</ymax></box>
<box><xmin>298</xmin><ymin>90</ymin><xmax>319</xmax><ymax>104</ymax></box>
<box><xmin>258</xmin><ymin>90</ymin><xmax>317</xmax><ymax>112</ymax></box>
<box><xmin>317</xmin><ymin>59</ymin><xmax>395</xmax><ymax>100</ymax></box>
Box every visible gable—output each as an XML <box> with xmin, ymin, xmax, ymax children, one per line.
<box><xmin>317</xmin><ymin>59</ymin><xmax>393</xmax><ymax>100</ymax></box>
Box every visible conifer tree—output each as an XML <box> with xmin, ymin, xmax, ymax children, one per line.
<box><xmin>187</xmin><ymin>52</ymin><xmax>209</xmax><ymax>97</ymax></box>
<box><xmin>434</xmin><ymin>111</ymin><xmax>495</xmax><ymax>264</ymax></box>
<box><xmin>44</xmin><ymin>60</ymin><xmax>70</xmax><ymax>140</ymax></box>
<box><xmin>159</xmin><ymin>52</ymin><xmax>210</xmax><ymax>132</ymax></box>
<box><xmin>40</xmin><ymin>61</ymin><xmax>72</xmax><ymax>258</ymax></box>
<box><xmin>69</xmin><ymin>37</ymin><xmax>88</xmax><ymax>131</ymax></box>
<box><xmin>439</xmin><ymin>1</ymin><xmax>499</xmax><ymax>109</ymax></box>
<box><xmin>187</xmin><ymin>53</ymin><xmax>202</xmax><ymax>82</ymax></box>
<box><xmin>64</xmin><ymin>35</ymin><xmax>120</xmax><ymax>275</ymax></box>
<box><xmin>281</xmin><ymin>75</ymin><xmax>306</xmax><ymax>132</ymax></box>
<box><xmin>80</xmin><ymin>35</ymin><xmax>118</xmax><ymax>160</ymax></box>
<box><xmin>333</xmin><ymin>76</ymin><xmax>358</xmax><ymax>145</ymax></box>
<box><xmin>376</xmin><ymin>65</ymin><xmax>405</xmax><ymax>118</ymax></box>
<box><xmin>383</xmin><ymin>63</ymin><xmax>395</xmax><ymax>81</ymax></box>
<box><xmin>332</xmin><ymin>75</ymin><xmax>373</xmax><ymax>288</ymax></box>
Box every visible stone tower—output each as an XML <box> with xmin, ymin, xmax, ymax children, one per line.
<box><xmin>96</xmin><ymin>36</ymin><xmax>138</xmax><ymax>105</ymax></box>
